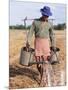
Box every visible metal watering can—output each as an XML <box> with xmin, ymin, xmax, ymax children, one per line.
<box><xmin>49</xmin><ymin>47</ymin><xmax>60</xmax><ymax>64</ymax></box>
<box><xmin>20</xmin><ymin>46</ymin><xmax>35</xmax><ymax>66</ymax></box>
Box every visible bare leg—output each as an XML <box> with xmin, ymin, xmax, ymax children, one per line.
<box><xmin>36</xmin><ymin>56</ymin><xmax>50</xmax><ymax>86</ymax></box>
<box><xmin>40</xmin><ymin>56</ymin><xmax>49</xmax><ymax>87</ymax></box>
<box><xmin>36</xmin><ymin>56</ymin><xmax>43</xmax><ymax>84</ymax></box>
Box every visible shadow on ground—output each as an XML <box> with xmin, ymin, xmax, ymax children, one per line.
<box><xmin>9</xmin><ymin>64</ymin><xmax>40</xmax><ymax>84</ymax></box>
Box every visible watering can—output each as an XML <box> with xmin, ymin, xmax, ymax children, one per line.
<box><xmin>20</xmin><ymin>46</ymin><xmax>35</xmax><ymax>66</ymax></box>
<box><xmin>49</xmin><ymin>47</ymin><xmax>60</xmax><ymax>64</ymax></box>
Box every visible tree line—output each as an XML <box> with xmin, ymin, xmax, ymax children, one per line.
<box><xmin>9</xmin><ymin>23</ymin><xmax>66</xmax><ymax>30</ymax></box>
<box><xmin>53</xmin><ymin>23</ymin><xmax>66</xmax><ymax>30</ymax></box>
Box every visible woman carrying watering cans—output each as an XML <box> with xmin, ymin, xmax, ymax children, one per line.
<box><xmin>26</xmin><ymin>6</ymin><xmax>59</xmax><ymax>86</ymax></box>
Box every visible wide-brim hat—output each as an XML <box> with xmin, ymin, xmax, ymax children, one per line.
<box><xmin>40</xmin><ymin>6</ymin><xmax>52</xmax><ymax>16</ymax></box>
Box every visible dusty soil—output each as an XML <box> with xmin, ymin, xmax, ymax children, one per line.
<box><xmin>9</xmin><ymin>30</ymin><xmax>66</xmax><ymax>89</ymax></box>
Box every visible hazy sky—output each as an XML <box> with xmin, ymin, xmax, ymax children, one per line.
<box><xmin>10</xmin><ymin>0</ymin><xmax>66</xmax><ymax>25</ymax></box>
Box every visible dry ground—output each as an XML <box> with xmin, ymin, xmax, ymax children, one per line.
<box><xmin>9</xmin><ymin>29</ymin><xmax>66</xmax><ymax>89</ymax></box>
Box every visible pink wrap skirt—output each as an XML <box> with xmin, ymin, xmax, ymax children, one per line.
<box><xmin>34</xmin><ymin>38</ymin><xmax>50</xmax><ymax>60</ymax></box>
